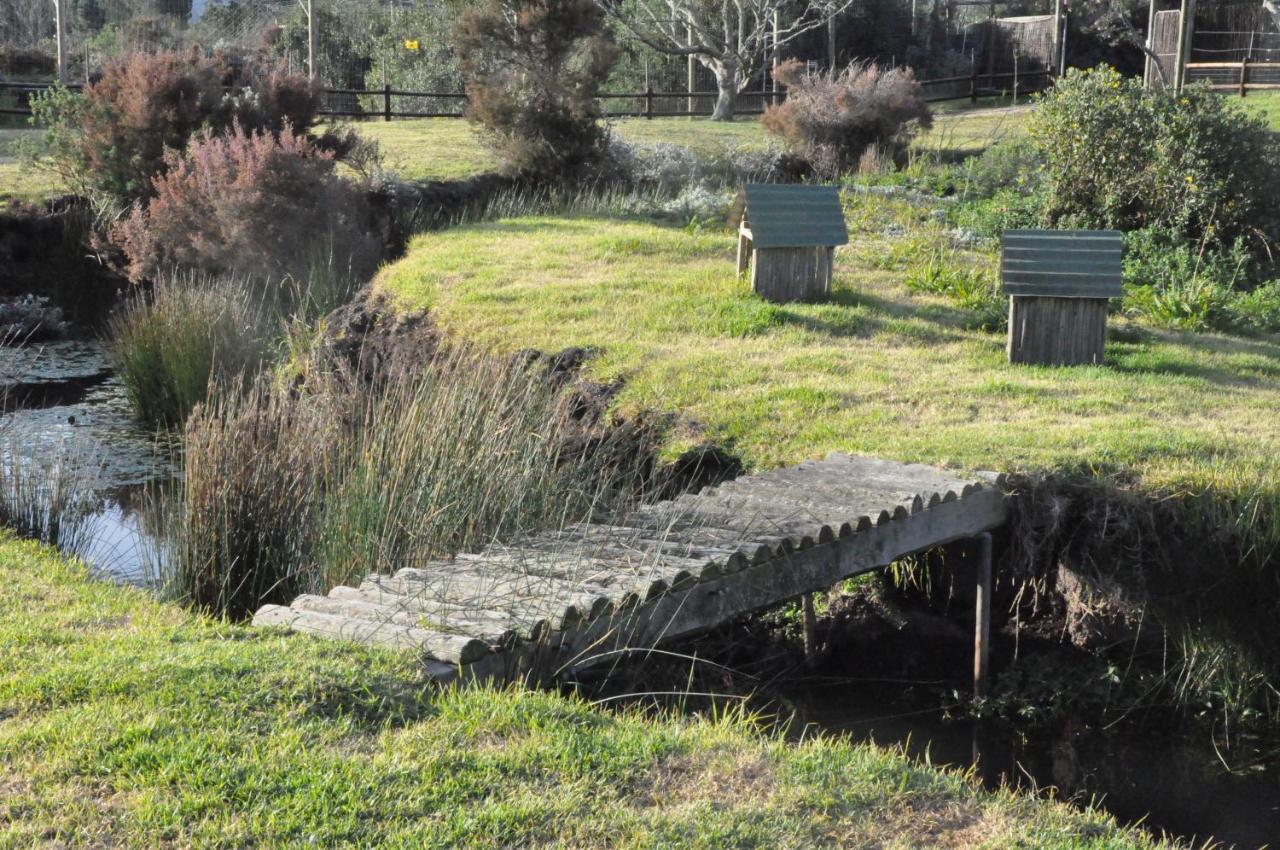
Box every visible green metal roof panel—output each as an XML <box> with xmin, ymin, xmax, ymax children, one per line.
<box><xmin>1000</xmin><ymin>229</ymin><xmax>1124</xmax><ymax>298</ymax></box>
<box><xmin>743</xmin><ymin>184</ymin><xmax>849</xmax><ymax>249</ymax></box>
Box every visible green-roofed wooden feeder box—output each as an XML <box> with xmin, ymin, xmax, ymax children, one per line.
<box><xmin>1002</xmin><ymin>229</ymin><xmax>1124</xmax><ymax>367</ymax></box>
<box><xmin>737</xmin><ymin>184</ymin><xmax>849</xmax><ymax>303</ymax></box>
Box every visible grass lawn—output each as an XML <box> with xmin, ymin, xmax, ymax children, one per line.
<box><xmin>339</xmin><ymin>105</ymin><xmax>1031</xmax><ymax>182</ymax></box>
<box><xmin>376</xmin><ymin>208</ymin><xmax>1280</xmax><ymax>498</ymax></box>
<box><xmin>0</xmin><ymin>127</ymin><xmax>61</xmax><ymax>205</ymax></box>
<box><xmin>0</xmin><ymin>534</ymin><xmax>1167</xmax><ymax>848</ymax></box>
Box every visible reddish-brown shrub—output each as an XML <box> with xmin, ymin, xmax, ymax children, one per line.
<box><xmin>33</xmin><ymin>49</ymin><xmax>325</xmax><ymax>209</ymax></box>
<box><xmin>111</xmin><ymin>124</ymin><xmax>380</xmax><ymax>285</ymax></box>
<box><xmin>763</xmin><ymin>60</ymin><xmax>932</xmax><ymax>178</ymax></box>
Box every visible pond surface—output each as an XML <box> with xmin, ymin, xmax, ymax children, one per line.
<box><xmin>2</xmin><ymin>339</ymin><xmax>174</xmax><ymax>582</ymax></box>
<box><xmin>5</xmin><ymin>339</ymin><xmax>1280</xmax><ymax>848</ymax></box>
<box><xmin>788</xmin><ymin>683</ymin><xmax>1280</xmax><ymax>849</ymax></box>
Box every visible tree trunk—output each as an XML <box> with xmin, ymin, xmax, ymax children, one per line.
<box><xmin>710</xmin><ymin>60</ymin><xmax>739</xmax><ymax>121</ymax></box>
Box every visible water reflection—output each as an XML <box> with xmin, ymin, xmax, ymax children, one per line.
<box><xmin>791</xmin><ymin>684</ymin><xmax>1280</xmax><ymax>849</ymax></box>
<box><xmin>2</xmin><ymin>340</ymin><xmax>175</xmax><ymax>581</ymax></box>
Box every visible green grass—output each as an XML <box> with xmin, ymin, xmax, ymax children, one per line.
<box><xmin>340</xmin><ymin>105</ymin><xmax>1029</xmax><ymax>182</ymax></box>
<box><xmin>6</xmin><ymin>91</ymin><xmax>1276</xmax><ymax>203</ymax></box>
<box><xmin>376</xmin><ymin>211</ymin><xmax>1280</xmax><ymax>498</ymax></box>
<box><xmin>1240</xmin><ymin>89</ymin><xmax>1280</xmax><ymax>129</ymax></box>
<box><xmin>0</xmin><ymin>533</ymin><xmax>1172</xmax><ymax>848</ymax></box>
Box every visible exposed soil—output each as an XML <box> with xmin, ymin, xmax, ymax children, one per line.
<box><xmin>319</xmin><ymin>285</ymin><xmax>743</xmax><ymax>500</ymax></box>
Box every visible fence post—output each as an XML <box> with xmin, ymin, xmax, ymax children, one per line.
<box><xmin>645</xmin><ymin>85</ymin><xmax>653</xmax><ymax>120</ymax></box>
<box><xmin>1012</xmin><ymin>53</ymin><xmax>1019</xmax><ymax>105</ymax></box>
<box><xmin>970</xmin><ymin>67</ymin><xmax>978</xmax><ymax>103</ymax></box>
<box><xmin>1239</xmin><ymin>56</ymin><xmax>1249</xmax><ymax>98</ymax></box>
<box><xmin>53</xmin><ymin>0</ymin><xmax>68</xmax><ymax>85</ymax></box>
<box><xmin>384</xmin><ymin>84</ymin><xmax>392</xmax><ymax>121</ymax></box>
<box><xmin>973</xmin><ymin>533</ymin><xmax>993</xmax><ymax>699</ymax></box>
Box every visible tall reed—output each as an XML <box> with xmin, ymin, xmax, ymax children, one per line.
<box><xmin>108</xmin><ymin>271</ymin><xmax>277</xmax><ymax>427</ymax></box>
<box><xmin>0</xmin><ymin>434</ymin><xmax>97</xmax><ymax>555</ymax></box>
<box><xmin>152</xmin><ymin>346</ymin><xmax>649</xmax><ymax>618</ymax></box>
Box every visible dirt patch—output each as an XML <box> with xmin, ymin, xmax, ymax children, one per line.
<box><xmin>851</xmin><ymin>799</ymin><xmax>1006</xmax><ymax>849</ymax></box>
<box><xmin>631</xmin><ymin>750</ymin><xmax>780</xmax><ymax>811</ymax></box>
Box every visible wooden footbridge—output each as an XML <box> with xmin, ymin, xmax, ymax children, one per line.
<box><xmin>254</xmin><ymin>454</ymin><xmax>1008</xmax><ymax>688</ymax></box>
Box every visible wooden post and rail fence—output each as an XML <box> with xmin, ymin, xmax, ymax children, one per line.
<box><xmin>0</xmin><ymin>69</ymin><xmax>1054</xmax><ymax>120</ymax></box>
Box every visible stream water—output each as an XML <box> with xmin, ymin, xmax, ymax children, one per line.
<box><xmin>787</xmin><ymin>684</ymin><xmax>1280</xmax><ymax>849</ymax></box>
<box><xmin>4</xmin><ymin>338</ymin><xmax>1279</xmax><ymax>849</ymax></box>
<box><xmin>2</xmin><ymin>339</ymin><xmax>173</xmax><ymax>583</ymax></box>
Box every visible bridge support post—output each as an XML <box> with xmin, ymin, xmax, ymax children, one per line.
<box><xmin>973</xmin><ymin>533</ymin><xmax>993</xmax><ymax>698</ymax></box>
<box><xmin>801</xmin><ymin>593</ymin><xmax>818</xmax><ymax>665</ymax></box>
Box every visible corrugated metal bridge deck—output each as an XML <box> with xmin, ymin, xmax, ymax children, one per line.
<box><xmin>253</xmin><ymin>454</ymin><xmax>1008</xmax><ymax>683</ymax></box>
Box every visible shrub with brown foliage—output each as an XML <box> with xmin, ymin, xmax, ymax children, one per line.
<box><xmin>31</xmin><ymin>49</ymin><xmax>328</xmax><ymax>210</ymax></box>
<box><xmin>111</xmin><ymin>124</ymin><xmax>380</xmax><ymax>285</ymax></box>
<box><xmin>453</xmin><ymin>0</ymin><xmax>617</xmax><ymax>179</ymax></box>
<box><xmin>763</xmin><ymin>60</ymin><xmax>932</xmax><ymax>178</ymax></box>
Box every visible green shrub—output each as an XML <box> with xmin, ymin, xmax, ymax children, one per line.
<box><xmin>1028</xmin><ymin>66</ymin><xmax>1280</xmax><ymax>244</ymax></box>
<box><xmin>107</xmin><ymin>273</ymin><xmax>278</xmax><ymax>427</ymax></box>
<box><xmin>1120</xmin><ymin>228</ymin><xmax>1251</xmax><ymax>331</ymax></box>
<box><xmin>961</xmin><ymin>137</ymin><xmax>1043</xmax><ymax>201</ymax></box>
<box><xmin>153</xmin><ymin>348</ymin><xmax>649</xmax><ymax>618</ymax></box>
<box><xmin>952</xmin><ymin>186</ymin><xmax>1048</xmax><ymax>238</ymax></box>
<box><xmin>454</xmin><ymin>0</ymin><xmax>617</xmax><ymax>179</ymax></box>
<box><xmin>1221</xmin><ymin>281</ymin><xmax>1280</xmax><ymax>336</ymax></box>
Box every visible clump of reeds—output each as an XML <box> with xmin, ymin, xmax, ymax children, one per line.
<box><xmin>0</xmin><ymin>434</ymin><xmax>97</xmax><ymax>555</ymax></box>
<box><xmin>107</xmin><ymin>271</ymin><xmax>278</xmax><ymax>428</ymax></box>
<box><xmin>151</xmin><ymin>345</ymin><xmax>650</xmax><ymax>619</ymax></box>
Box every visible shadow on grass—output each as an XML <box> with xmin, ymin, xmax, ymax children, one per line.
<box><xmin>773</xmin><ymin>285</ymin><xmax>981</xmax><ymax>346</ymax></box>
<box><xmin>1105</xmin><ymin>326</ymin><xmax>1280</xmax><ymax>386</ymax></box>
<box><xmin>298</xmin><ymin>672</ymin><xmax>441</xmax><ymax>731</ymax></box>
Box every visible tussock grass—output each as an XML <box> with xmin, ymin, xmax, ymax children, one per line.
<box><xmin>107</xmin><ymin>272</ymin><xmax>278</xmax><ymax>427</ymax></box>
<box><xmin>0</xmin><ymin>436</ymin><xmax>95</xmax><ymax>554</ymax></box>
<box><xmin>153</xmin><ymin>346</ymin><xmax>650</xmax><ymax>618</ymax></box>
<box><xmin>0</xmin><ymin>534</ymin><xmax>1177</xmax><ymax>848</ymax></box>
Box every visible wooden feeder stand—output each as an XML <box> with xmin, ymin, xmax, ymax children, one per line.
<box><xmin>737</xmin><ymin>184</ymin><xmax>849</xmax><ymax>303</ymax></box>
<box><xmin>1001</xmin><ymin>229</ymin><xmax>1124</xmax><ymax>367</ymax></box>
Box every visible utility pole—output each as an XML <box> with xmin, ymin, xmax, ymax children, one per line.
<box><xmin>1173</xmin><ymin>0</ymin><xmax>1197</xmax><ymax>91</ymax></box>
<box><xmin>306</xmin><ymin>0</ymin><xmax>319</xmax><ymax>80</ymax></box>
<box><xmin>52</xmin><ymin>0</ymin><xmax>67</xmax><ymax>84</ymax></box>
<box><xmin>1051</xmin><ymin>0</ymin><xmax>1064</xmax><ymax>73</ymax></box>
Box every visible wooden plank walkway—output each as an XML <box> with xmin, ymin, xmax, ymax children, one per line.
<box><xmin>253</xmin><ymin>454</ymin><xmax>1008</xmax><ymax>683</ymax></box>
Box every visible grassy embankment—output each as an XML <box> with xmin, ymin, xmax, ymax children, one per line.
<box><xmin>0</xmin><ymin>534</ymin><xmax>1169</xmax><ymax>848</ymax></box>
<box><xmin>376</xmin><ymin>211</ymin><xmax>1280</xmax><ymax>497</ymax></box>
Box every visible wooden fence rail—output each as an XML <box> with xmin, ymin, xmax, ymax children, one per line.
<box><xmin>1186</xmin><ymin>60</ymin><xmax>1280</xmax><ymax>96</ymax></box>
<box><xmin>1</xmin><ymin>69</ymin><xmax>1053</xmax><ymax>121</ymax></box>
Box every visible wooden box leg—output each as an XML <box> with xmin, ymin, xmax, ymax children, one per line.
<box><xmin>736</xmin><ymin>231</ymin><xmax>752</xmax><ymax>277</ymax></box>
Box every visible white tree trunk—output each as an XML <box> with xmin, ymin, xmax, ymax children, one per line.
<box><xmin>1264</xmin><ymin>0</ymin><xmax>1280</xmax><ymax>33</ymax></box>
<box><xmin>710</xmin><ymin>60</ymin><xmax>740</xmax><ymax>121</ymax></box>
